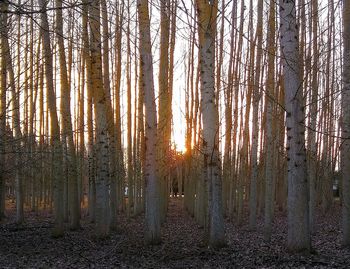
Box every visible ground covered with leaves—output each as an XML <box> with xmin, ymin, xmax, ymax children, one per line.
<box><xmin>1</xmin><ymin>199</ymin><xmax>349</xmax><ymax>268</ymax></box>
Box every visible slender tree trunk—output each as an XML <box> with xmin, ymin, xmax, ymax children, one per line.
<box><xmin>308</xmin><ymin>0</ymin><xmax>318</xmax><ymax>234</ymax></box>
<box><xmin>158</xmin><ymin>0</ymin><xmax>171</xmax><ymax>223</ymax></box>
<box><xmin>126</xmin><ymin>0</ymin><xmax>134</xmax><ymax>217</ymax></box>
<box><xmin>249</xmin><ymin>0</ymin><xmax>263</xmax><ymax>230</ymax></box>
<box><xmin>195</xmin><ymin>0</ymin><xmax>225</xmax><ymax>248</ymax></box>
<box><xmin>55</xmin><ymin>0</ymin><xmax>80</xmax><ymax>230</ymax></box>
<box><xmin>264</xmin><ymin>0</ymin><xmax>276</xmax><ymax>241</ymax></box>
<box><xmin>114</xmin><ymin>1</ymin><xmax>125</xmax><ymax>213</ymax></box>
<box><xmin>89</xmin><ymin>0</ymin><xmax>110</xmax><ymax>237</ymax></box>
<box><xmin>341</xmin><ymin>0</ymin><xmax>350</xmax><ymax>246</ymax></box>
<box><xmin>137</xmin><ymin>0</ymin><xmax>161</xmax><ymax>244</ymax></box>
<box><xmin>280</xmin><ymin>0</ymin><xmax>310</xmax><ymax>252</ymax></box>
<box><xmin>39</xmin><ymin>0</ymin><xmax>64</xmax><ymax>237</ymax></box>
<box><xmin>0</xmin><ymin>1</ymin><xmax>8</xmax><ymax>220</ymax></box>
<box><xmin>82</xmin><ymin>0</ymin><xmax>96</xmax><ymax>223</ymax></box>
<box><xmin>101</xmin><ymin>0</ymin><xmax>118</xmax><ymax>230</ymax></box>
<box><xmin>1</xmin><ymin>1</ymin><xmax>24</xmax><ymax>223</ymax></box>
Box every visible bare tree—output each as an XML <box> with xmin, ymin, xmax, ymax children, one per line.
<box><xmin>280</xmin><ymin>0</ymin><xmax>310</xmax><ymax>252</ymax></box>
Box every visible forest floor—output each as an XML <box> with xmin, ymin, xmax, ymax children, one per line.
<box><xmin>0</xmin><ymin>198</ymin><xmax>350</xmax><ymax>269</ymax></box>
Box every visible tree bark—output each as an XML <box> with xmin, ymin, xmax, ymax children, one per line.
<box><xmin>342</xmin><ymin>0</ymin><xmax>350</xmax><ymax>247</ymax></box>
<box><xmin>137</xmin><ymin>0</ymin><xmax>161</xmax><ymax>244</ymax></box>
<box><xmin>39</xmin><ymin>0</ymin><xmax>64</xmax><ymax>237</ymax></box>
<box><xmin>249</xmin><ymin>0</ymin><xmax>263</xmax><ymax>230</ymax></box>
<box><xmin>89</xmin><ymin>0</ymin><xmax>111</xmax><ymax>238</ymax></box>
<box><xmin>0</xmin><ymin>1</ymin><xmax>8</xmax><ymax>220</ymax></box>
<box><xmin>55</xmin><ymin>0</ymin><xmax>80</xmax><ymax>230</ymax></box>
<box><xmin>280</xmin><ymin>0</ymin><xmax>310</xmax><ymax>252</ymax></box>
<box><xmin>195</xmin><ymin>0</ymin><xmax>225</xmax><ymax>248</ymax></box>
<box><xmin>264</xmin><ymin>0</ymin><xmax>276</xmax><ymax>241</ymax></box>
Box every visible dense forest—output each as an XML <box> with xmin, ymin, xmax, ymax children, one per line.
<box><xmin>1</xmin><ymin>0</ymin><xmax>350</xmax><ymax>267</ymax></box>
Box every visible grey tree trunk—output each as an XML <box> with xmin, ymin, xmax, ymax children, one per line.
<box><xmin>308</xmin><ymin>0</ymin><xmax>318</xmax><ymax>234</ymax></box>
<box><xmin>39</xmin><ymin>0</ymin><xmax>64</xmax><ymax>237</ymax></box>
<box><xmin>280</xmin><ymin>0</ymin><xmax>310</xmax><ymax>252</ymax></box>
<box><xmin>264</xmin><ymin>0</ymin><xmax>276</xmax><ymax>241</ymax></box>
<box><xmin>195</xmin><ymin>0</ymin><xmax>225</xmax><ymax>248</ymax></box>
<box><xmin>89</xmin><ymin>0</ymin><xmax>111</xmax><ymax>238</ymax></box>
<box><xmin>55</xmin><ymin>0</ymin><xmax>80</xmax><ymax>230</ymax></box>
<box><xmin>341</xmin><ymin>0</ymin><xmax>350</xmax><ymax>247</ymax></box>
<box><xmin>249</xmin><ymin>0</ymin><xmax>263</xmax><ymax>231</ymax></box>
<box><xmin>0</xmin><ymin>1</ymin><xmax>7</xmax><ymax>221</ymax></box>
<box><xmin>137</xmin><ymin>0</ymin><xmax>161</xmax><ymax>244</ymax></box>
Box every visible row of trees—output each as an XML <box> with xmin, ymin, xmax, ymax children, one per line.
<box><xmin>0</xmin><ymin>0</ymin><xmax>349</xmax><ymax>253</ymax></box>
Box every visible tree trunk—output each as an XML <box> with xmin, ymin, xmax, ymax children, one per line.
<box><xmin>55</xmin><ymin>0</ymin><xmax>80</xmax><ymax>230</ymax></box>
<box><xmin>39</xmin><ymin>0</ymin><xmax>64</xmax><ymax>237</ymax></box>
<box><xmin>0</xmin><ymin>1</ymin><xmax>8</xmax><ymax>220</ymax></box>
<box><xmin>342</xmin><ymin>0</ymin><xmax>350</xmax><ymax>247</ymax></box>
<box><xmin>264</xmin><ymin>0</ymin><xmax>276</xmax><ymax>241</ymax></box>
<box><xmin>249</xmin><ymin>0</ymin><xmax>263</xmax><ymax>230</ymax></box>
<box><xmin>158</xmin><ymin>0</ymin><xmax>171</xmax><ymax>223</ymax></box>
<box><xmin>89</xmin><ymin>0</ymin><xmax>111</xmax><ymax>238</ymax></box>
<box><xmin>308</xmin><ymin>0</ymin><xmax>318</xmax><ymax>234</ymax></box>
<box><xmin>137</xmin><ymin>0</ymin><xmax>161</xmax><ymax>244</ymax></box>
<box><xmin>280</xmin><ymin>0</ymin><xmax>310</xmax><ymax>252</ymax></box>
<box><xmin>195</xmin><ymin>0</ymin><xmax>225</xmax><ymax>248</ymax></box>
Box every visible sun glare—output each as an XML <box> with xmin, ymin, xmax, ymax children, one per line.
<box><xmin>172</xmin><ymin>133</ymin><xmax>187</xmax><ymax>153</ymax></box>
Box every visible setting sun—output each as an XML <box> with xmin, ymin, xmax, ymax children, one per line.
<box><xmin>172</xmin><ymin>130</ymin><xmax>186</xmax><ymax>153</ymax></box>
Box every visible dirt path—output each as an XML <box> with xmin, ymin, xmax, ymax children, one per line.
<box><xmin>0</xmin><ymin>198</ymin><xmax>350</xmax><ymax>268</ymax></box>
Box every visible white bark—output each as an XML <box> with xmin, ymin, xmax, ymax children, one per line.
<box><xmin>89</xmin><ymin>0</ymin><xmax>111</xmax><ymax>237</ymax></box>
<box><xmin>280</xmin><ymin>0</ymin><xmax>310</xmax><ymax>252</ymax></box>
<box><xmin>137</xmin><ymin>0</ymin><xmax>161</xmax><ymax>244</ymax></box>
<box><xmin>196</xmin><ymin>0</ymin><xmax>225</xmax><ymax>247</ymax></box>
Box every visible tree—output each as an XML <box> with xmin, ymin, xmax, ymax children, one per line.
<box><xmin>0</xmin><ymin>0</ymin><xmax>7</xmax><ymax>221</ymax></box>
<box><xmin>137</xmin><ymin>0</ymin><xmax>161</xmax><ymax>244</ymax></box>
<box><xmin>55</xmin><ymin>0</ymin><xmax>80</xmax><ymax>230</ymax></box>
<box><xmin>81</xmin><ymin>0</ymin><xmax>96</xmax><ymax>223</ymax></box>
<box><xmin>114</xmin><ymin>1</ymin><xmax>125</xmax><ymax>213</ymax></box>
<box><xmin>39</xmin><ymin>0</ymin><xmax>64</xmax><ymax>237</ymax></box>
<box><xmin>0</xmin><ymin>0</ymin><xmax>24</xmax><ymax>223</ymax></box>
<box><xmin>126</xmin><ymin>0</ymin><xmax>134</xmax><ymax>217</ymax></box>
<box><xmin>249</xmin><ymin>0</ymin><xmax>263</xmax><ymax>230</ymax></box>
<box><xmin>158</xmin><ymin>0</ymin><xmax>171</xmax><ymax>223</ymax></box>
<box><xmin>195</xmin><ymin>0</ymin><xmax>225</xmax><ymax>247</ymax></box>
<box><xmin>89</xmin><ymin>0</ymin><xmax>111</xmax><ymax>237</ymax></box>
<box><xmin>101</xmin><ymin>0</ymin><xmax>118</xmax><ymax>230</ymax></box>
<box><xmin>264</xmin><ymin>0</ymin><xmax>276</xmax><ymax>241</ymax></box>
<box><xmin>279</xmin><ymin>0</ymin><xmax>310</xmax><ymax>252</ymax></box>
<box><xmin>342</xmin><ymin>0</ymin><xmax>350</xmax><ymax>247</ymax></box>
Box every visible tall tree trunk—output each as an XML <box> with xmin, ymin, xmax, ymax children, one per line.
<box><xmin>82</xmin><ymin>0</ymin><xmax>96</xmax><ymax>222</ymax></box>
<box><xmin>195</xmin><ymin>0</ymin><xmax>225</xmax><ymax>248</ymax></box>
<box><xmin>39</xmin><ymin>0</ymin><xmax>64</xmax><ymax>237</ymax></box>
<box><xmin>89</xmin><ymin>0</ymin><xmax>111</xmax><ymax>237</ymax></box>
<box><xmin>0</xmin><ymin>1</ymin><xmax>8</xmax><ymax>220</ymax></box>
<box><xmin>101</xmin><ymin>0</ymin><xmax>118</xmax><ymax>230</ymax></box>
<box><xmin>249</xmin><ymin>0</ymin><xmax>263</xmax><ymax>230</ymax></box>
<box><xmin>137</xmin><ymin>0</ymin><xmax>161</xmax><ymax>244</ymax></box>
<box><xmin>1</xmin><ymin>1</ymin><xmax>23</xmax><ymax>223</ymax></box>
<box><xmin>158</xmin><ymin>0</ymin><xmax>171</xmax><ymax>223</ymax></box>
<box><xmin>126</xmin><ymin>0</ymin><xmax>134</xmax><ymax>217</ymax></box>
<box><xmin>114</xmin><ymin>1</ymin><xmax>125</xmax><ymax>213</ymax></box>
<box><xmin>264</xmin><ymin>0</ymin><xmax>276</xmax><ymax>241</ymax></box>
<box><xmin>308</xmin><ymin>0</ymin><xmax>318</xmax><ymax>234</ymax></box>
<box><xmin>341</xmin><ymin>0</ymin><xmax>350</xmax><ymax>247</ymax></box>
<box><xmin>280</xmin><ymin>0</ymin><xmax>310</xmax><ymax>252</ymax></box>
<box><xmin>55</xmin><ymin>0</ymin><xmax>80</xmax><ymax>230</ymax></box>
